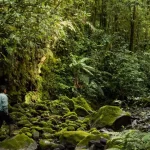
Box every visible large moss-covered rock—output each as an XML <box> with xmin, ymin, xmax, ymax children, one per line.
<box><xmin>0</xmin><ymin>133</ymin><xmax>37</xmax><ymax>150</ymax></box>
<box><xmin>56</xmin><ymin>131</ymin><xmax>91</xmax><ymax>145</ymax></box>
<box><xmin>90</xmin><ymin>105</ymin><xmax>131</xmax><ymax>129</ymax></box>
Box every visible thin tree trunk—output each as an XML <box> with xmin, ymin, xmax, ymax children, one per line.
<box><xmin>92</xmin><ymin>0</ymin><xmax>97</xmax><ymax>26</ymax></box>
<box><xmin>144</xmin><ymin>0</ymin><xmax>150</xmax><ymax>50</ymax></box>
<box><xmin>129</xmin><ymin>4</ymin><xmax>136</xmax><ymax>51</ymax></box>
<box><xmin>100</xmin><ymin>0</ymin><xmax>107</xmax><ymax>30</ymax></box>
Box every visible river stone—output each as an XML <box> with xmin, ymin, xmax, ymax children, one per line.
<box><xmin>0</xmin><ymin>133</ymin><xmax>37</xmax><ymax>150</ymax></box>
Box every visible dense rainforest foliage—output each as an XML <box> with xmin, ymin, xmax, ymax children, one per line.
<box><xmin>0</xmin><ymin>0</ymin><xmax>150</xmax><ymax>104</ymax></box>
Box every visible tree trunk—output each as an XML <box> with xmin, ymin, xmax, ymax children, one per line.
<box><xmin>91</xmin><ymin>0</ymin><xmax>97</xmax><ymax>26</ymax></box>
<box><xmin>144</xmin><ymin>0</ymin><xmax>150</xmax><ymax>50</ymax></box>
<box><xmin>129</xmin><ymin>4</ymin><xmax>136</xmax><ymax>51</ymax></box>
<box><xmin>100</xmin><ymin>0</ymin><xmax>107</xmax><ymax>30</ymax></box>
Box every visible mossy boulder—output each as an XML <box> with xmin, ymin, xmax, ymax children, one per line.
<box><xmin>75</xmin><ymin>106</ymin><xmax>90</xmax><ymax>117</ymax></box>
<box><xmin>30</xmin><ymin>109</ymin><xmax>39</xmax><ymax>117</ymax></box>
<box><xmin>39</xmin><ymin>140</ymin><xmax>61</xmax><ymax>150</ymax></box>
<box><xmin>35</xmin><ymin>103</ymin><xmax>48</xmax><ymax>111</ymax></box>
<box><xmin>19</xmin><ymin>127</ymin><xmax>31</xmax><ymax>134</ymax></box>
<box><xmin>30</xmin><ymin>117</ymin><xmax>40</xmax><ymax>124</ymax></box>
<box><xmin>42</xmin><ymin>127</ymin><xmax>55</xmax><ymax>133</ymax></box>
<box><xmin>77</xmin><ymin>132</ymin><xmax>109</xmax><ymax>147</ymax></box>
<box><xmin>48</xmin><ymin>115</ymin><xmax>62</xmax><ymax>125</ymax></box>
<box><xmin>10</xmin><ymin>112</ymin><xmax>26</xmax><ymax>121</ymax></box>
<box><xmin>31</xmin><ymin>126</ymin><xmax>43</xmax><ymax>132</ymax></box>
<box><xmin>72</xmin><ymin>96</ymin><xmax>93</xmax><ymax>112</ymax></box>
<box><xmin>67</xmin><ymin>126</ymin><xmax>75</xmax><ymax>131</ymax></box>
<box><xmin>63</xmin><ymin>112</ymin><xmax>78</xmax><ymax>121</ymax></box>
<box><xmin>17</xmin><ymin>120</ymin><xmax>32</xmax><ymax>127</ymax></box>
<box><xmin>0</xmin><ymin>133</ymin><xmax>37</xmax><ymax>150</ymax></box>
<box><xmin>49</xmin><ymin>100</ymin><xmax>70</xmax><ymax>115</ymax></box>
<box><xmin>0</xmin><ymin>127</ymin><xmax>7</xmax><ymax>141</ymax></box>
<box><xmin>90</xmin><ymin>105</ymin><xmax>131</xmax><ymax>129</ymax></box>
<box><xmin>32</xmin><ymin>130</ymin><xmax>40</xmax><ymax>140</ymax></box>
<box><xmin>56</xmin><ymin>131</ymin><xmax>91</xmax><ymax>145</ymax></box>
<box><xmin>39</xmin><ymin>140</ymin><xmax>52</xmax><ymax>150</ymax></box>
<box><xmin>37</xmin><ymin>121</ymin><xmax>48</xmax><ymax>127</ymax></box>
<box><xmin>59</xmin><ymin>96</ymin><xmax>75</xmax><ymax>111</ymax></box>
<box><xmin>42</xmin><ymin>132</ymin><xmax>53</xmax><ymax>139</ymax></box>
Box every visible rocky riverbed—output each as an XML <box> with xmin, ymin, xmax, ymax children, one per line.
<box><xmin>0</xmin><ymin>96</ymin><xmax>150</xmax><ymax>150</ymax></box>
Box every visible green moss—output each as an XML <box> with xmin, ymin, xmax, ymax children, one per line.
<box><xmin>65</xmin><ymin>120</ymin><xmax>78</xmax><ymax>127</ymax></box>
<box><xmin>43</xmin><ymin>127</ymin><xmax>55</xmax><ymax>133</ymax></box>
<box><xmin>21</xmin><ymin>102</ymin><xmax>30</xmax><ymax>108</ymax></box>
<box><xmin>56</xmin><ymin>131</ymin><xmax>91</xmax><ymax>145</ymax></box>
<box><xmin>19</xmin><ymin>127</ymin><xmax>30</xmax><ymax>133</ymax></box>
<box><xmin>25</xmin><ymin>91</ymin><xmax>42</xmax><ymax>104</ymax></box>
<box><xmin>59</xmin><ymin>96</ymin><xmax>75</xmax><ymax>111</ymax></box>
<box><xmin>32</xmin><ymin>130</ymin><xmax>40</xmax><ymax>139</ymax></box>
<box><xmin>0</xmin><ymin>133</ymin><xmax>36</xmax><ymax>150</ymax></box>
<box><xmin>76</xmin><ymin>127</ymin><xmax>85</xmax><ymax>131</ymax></box>
<box><xmin>56</xmin><ymin>127</ymin><xmax>68</xmax><ymax>133</ymax></box>
<box><xmin>88</xmin><ymin>128</ymin><xmax>98</xmax><ymax>133</ymax></box>
<box><xmin>41</xmin><ymin>111</ymin><xmax>50</xmax><ymax>118</ymax></box>
<box><xmin>17</xmin><ymin>120</ymin><xmax>32</xmax><ymax>127</ymax></box>
<box><xmin>83</xmin><ymin>118</ymin><xmax>90</xmax><ymax>124</ymax></box>
<box><xmin>76</xmin><ymin>124</ymin><xmax>87</xmax><ymax>131</ymax></box>
<box><xmin>63</xmin><ymin>112</ymin><xmax>78</xmax><ymax>120</ymax></box>
<box><xmin>80</xmin><ymin>124</ymin><xmax>87</xmax><ymax>129</ymax></box>
<box><xmin>74</xmin><ymin>106</ymin><xmax>90</xmax><ymax>117</ymax></box>
<box><xmin>42</xmin><ymin>133</ymin><xmax>54</xmax><ymax>139</ymax></box>
<box><xmin>0</xmin><ymin>127</ymin><xmax>7</xmax><ymax>140</ymax></box>
<box><xmin>30</xmin><ymin>109</ymin><xmax>39</xmax><ymax>116</ymax></box>
<box><xmin>39</xmin><ymin>139</ymin><xmax>52</xmax><ymax>150</ymax></box>
<box><xmin>25</xmin><ymin>132</ymin><xmax>32</xmax><ymax>137</ymax></box>
<box><xmin>76</xmin><ymin>120</ymin><xmax>83</xmax><ymax>124</ymax></box>
<box><xmin>50</xmin><ymin>100</ymin><xmax>70</xmax><ymax>115</ymax></box>
<box><xmin>38</xmin><ymin>121</ymin><xmax>48</xmax><ymax>127</ymax></box>
<box><xmin>60</xmin><ymin>123</ymin><xmax>67</xmax><ymax>128</ymax></box>
<box><xmin>25</xmin><ymin>112</ymin><xmax>32</xmax><ymax>117</ymax></box>
<box><xmin>39</xmin><ymin>140</ymin><xmax>59</xmax><ymax>150</ymax></box>
<box><xmin>30</xmin><ymin>117</ymin><xmax>39</xmax><ymax>124</ymax></box>
<box><xmin>48</xmin><ymin>116</ymin><xmax>58</xmax><ymax>125</ymax></box>
<box><xmin>90</xmin><ymin>105</ymin><xmax>131</xmax><ymax>128</ymax></box>
<box><xmin>10</xmin><ymin>112</ymin><xmax>25</xmax><ymax>121</ymax></box>
<box><xmin>19</xmin><ymin>115</ymin><xmax>28</xmax><ymax>121</ymax></box>
<box><xmin>77</xmin><ymin>133</ymin><xmax>110</xmax><ymax>146</ymax></box>
<box><xmin>35</xmin><ymin>103</ymin><xmax>48</xmax><ymax>111</ymax></box>
<box><xmin>72</xmin><ymin>96</ymin><xmax>92</xmax><ymax>112</ymax></box>
<box><xmin>31</xmin><ymin>126</ymin><xmax>43</xmax><ymax>131</ymax></box>
<box><xmin>67</xmin><ymin>126</ymin><xmax>75</xmax><ymax>131</ymax></box>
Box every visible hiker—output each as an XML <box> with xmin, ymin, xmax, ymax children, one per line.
<box><xmin>0</xmin><ymin>85</ymin><xmax>14</xmax><ymax>136</ymax></box>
